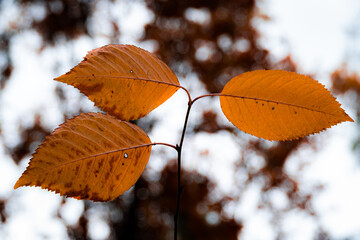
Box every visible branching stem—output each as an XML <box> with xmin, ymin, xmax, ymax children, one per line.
<box><xmin>153</xmin><ymin>142</ymin><xmax>178</xmax><ymax>150</ymax></box>
<box><xmin>192</xmin><ymin>93</ymin><xmax>222</xmax><ymax>104</ymax></box>
<box><xmin>174</xmin><ymin>101</ymin><xmax>192</xmax><ymax>240</ymax></box>
<box><xmin>173</xmin><ymin>92</ymin><xmax>219</xmax><ymax>240</ymax></box>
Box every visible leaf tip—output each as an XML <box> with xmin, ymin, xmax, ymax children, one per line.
<box><xmin>13</xmin><ymin>177</ymin><xmax>26</xmax><ymax>190</ymax></box>
<box><xmin>339</xmin><ymin>107</ymin><xmax>354</xmax><ymax>123</ymax></box>
<box><xmin>13</xmin><ymin>182</ymin><xmax>20</xmax><ymax>190</ymax></box>
<box><xmin>53</xmin><ymin>75</ymin><xmax>66</xmax><ymax>84</ymax></box>
<box><xmin>347</xmin><ymin>114</ymin><xmax>354</xmax><ymax>122</ymax></box>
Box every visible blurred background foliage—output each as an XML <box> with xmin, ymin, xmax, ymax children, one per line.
<box><xmin>0</xmin><ymin>0</ymin><xmax>359</xmax><ymax>239</ymax></box>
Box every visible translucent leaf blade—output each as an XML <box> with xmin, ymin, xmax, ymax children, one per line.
<box><xmin>14</xmin><ymin>113</ymin><xmax>152</xmax><ymax>201</ymax></box>
<box><xmin>220</xmin><ymin>70</ymin><xmax>353</xmax><ymax>141</ymax></box>
<box><xmin>55</xmin><ymin>44</ymin><xmax>180</xmax><ymax>121</ymax></box>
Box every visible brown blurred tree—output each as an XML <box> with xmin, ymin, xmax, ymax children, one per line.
<box><xmin>0</xmin><ymin>0</ymin><xmax>330</xmax><ymax>239</ymax></box>
<box><xmin>143</xmin><ymin>0</ymin><xmax>269</xmax><ymax>93</ymax></box>
<box><xmin>331</xmin><ymin>67</ymin><xmax>360</xmax><ymax>154</ymax></box>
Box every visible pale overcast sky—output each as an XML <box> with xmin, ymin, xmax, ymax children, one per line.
<box><xmin>0</xmin><ymin>0</ymin><xmax>360</xmax><ymax>239</ymax></box>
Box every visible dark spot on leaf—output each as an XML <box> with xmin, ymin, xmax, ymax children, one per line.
<box><xmin>272</xmin><ymin>107</ymin><xmax>275</xmax><ymax>110</ymax></box>
<box><xmin>86</xmin><ymin>160</ymin><xmax>92</xmax><ymax>168</ymax></box>
<box><xmin>104</xmin><ymin>172</ymin><xmax>110</xmax><ymax>181</ymax></box>
<box><xmin>98</xmin><ymin>159</ymin><xmax>104</xmax><ymax>168</ymax></box>
<box><xmin>65</xmin><ymin>182</ymin><xmax>72</xmax><ymax>188</ymax></box>
<box><xmin>75</xmin><ymin>149</ymin><xmax>84</xmax><ymax>156</ymax></box>
<box><xmin>61</xmin><ymin>132</ymin><xmax>69</xmax><ymax>138</ymax></box>
<box><xmin>109</xmin><ymin>156</ymin><xmax>116</xmax><ymax>168</ymax></box>
<box><xmin>294</xmin><ymin>111</ymin><xmax>297</xmax><ymax>114</ymax></box>
<box><xmin>92</xmin><ymin>193</ymin><xmax>104</xmax><ymax>201</ymax></box>
<box><xmin>75</xmin><ymin>82</ymin><xmax>104</xmax><ymax>94</ymax></box>
<box><xmin>65</xmin><ymin>190</ymin><xmax>89</xmax><ymax>200</ymax></box>
<box><xmin>106</xmin><ymin>105</ymin><xmax>118</xmax><ymax>116</ymax></box>
<box><xmin>134</xmin><ymin>157</ymin><xmax>138</xmax><ymax>166</ymax></box>
<box><xmin>104</xmin><ymin>142</ymin><xmax>112</xmax><ymax>148</ymax></box>
<box><xmin>75</xmin><ymin>165</ymin><xmax>80</xmax><ymax>175</ymax></box>
<box><xmin>122</xmin><ymin>163</ymin><xmax>125</xmax><ymax>166</ymax></box>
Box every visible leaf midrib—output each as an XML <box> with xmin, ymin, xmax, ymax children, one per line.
<box><xmin>57</xmin><ymin>75</ymin><xmax>182</xmax><ymax>89</ymax></box>
<box><xmin>220</xmin><ymin>94</ymin><xmax>339</xmax><ymax>117</ymax></box>
<box><xmin>46</xmin><ymin>143</ymin><xmax>154</xmax><ymax>171</ymax></box>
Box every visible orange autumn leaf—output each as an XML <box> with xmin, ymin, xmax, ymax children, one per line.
<box><xmin>55</xmin><ymin>44</ymin><xmax>180</xmax><ymax>121</ymax></box>
<box><xmin>220</xmin><ymin>70</ymin><xmax>353</xmax><ymax>141</ymax></box>
<box><xmin>14</xmin><ymin>113</ymin><xmax>152</xmax><ymax>201</ymax></box>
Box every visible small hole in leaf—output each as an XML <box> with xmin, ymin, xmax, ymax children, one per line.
<box><xmin>124</xmin><ymin>153</ymin><xmax>128</xmax><ymax>158</ymax></box>
<box><xmin>130</xmin><ymin>69</ymin><xmax>134</xmax><ymax>74</ymax></box>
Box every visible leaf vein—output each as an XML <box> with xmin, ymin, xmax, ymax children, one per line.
<box><xmin>220</xmin><ymin>94</ymin><xmax>340</xmax><ymax>117</ymax></box>
<box><xmin>46</xmin><ymin>143</ymin><xmax>155</xmax><ymax>171</ymax></box>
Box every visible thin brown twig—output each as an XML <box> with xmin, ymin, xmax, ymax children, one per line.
<box><xmin>173</xmin><ymin>92</ymin><xmax>221</xmax><ymax>239</ymax></box>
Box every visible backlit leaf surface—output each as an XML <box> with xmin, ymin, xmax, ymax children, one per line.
<box><xmin>14</xmin><ymin>113</ymin><xmax>152</xmax><ymax>201</ymax></box>
<box><xmin>55</xmin><ymin>44</ymin><xmax>180</xmax><ymax>121</ymax></box>
<box><xmin>220</xmin><ymin>70</ymin><xmax>353</xmax><ymax>141</ymax></box>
